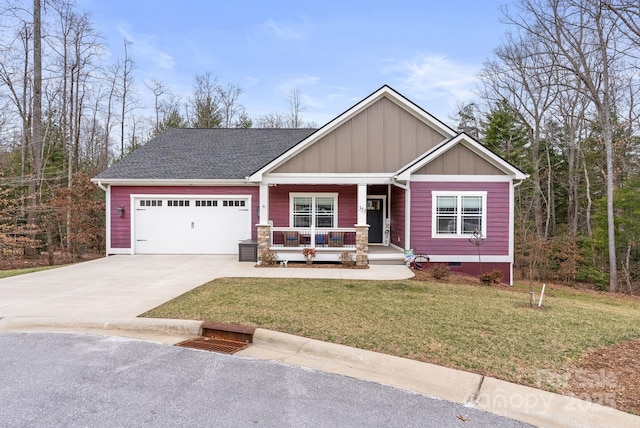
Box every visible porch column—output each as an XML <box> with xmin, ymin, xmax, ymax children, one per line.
<box><xmin>356</xmin><ymin>183</ymin><xmax>369</xmax><ymax>267</ymax></box>
<box><xmin>357</xmin><ymin>184</ymin><xmax>367</xmax><ymax>225</ymax></box>
<box><xmin>259</xmin><ymin>183</ymin><xmax>269</xmax><ymax>225</ymax></box>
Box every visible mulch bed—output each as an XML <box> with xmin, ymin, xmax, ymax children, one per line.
<box><xmin>562</xmin><ymin>340</ymin><xmax>640</xmax><ymax>415</ymax></box>
<box><xmin>256</xmin><ymin>261</ymin><xmax>366</xmax><ymax>269</ymax></box>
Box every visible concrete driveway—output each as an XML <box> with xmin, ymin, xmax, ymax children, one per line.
<box><xmin>0</xmin><ymin>255</ymin><xmax>255</xmax><ymax>318</ymax></box>
<box><xmin>0</xmin><ymin>255</ymin><xmax>413</xmax><ymax>318</ymax></box>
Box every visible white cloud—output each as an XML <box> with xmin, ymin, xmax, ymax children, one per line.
<box><xmin>117</xmin><ymin>26</ymin><xmax>176</xmax><ymax>70</ymax></box>
<box><xmin>277</xmin><ymin>74</ymin><xmax>320</xmax><ymax>93</ymax></box>
<box><xmin>261</xmin><ymin>17</ymin><xmax>310</xmax><ymax>41</ymax></box>
<box><xmin>384</xmin><ymin>53</ymin><xmax>480</xmax><ymax>117</ymax></box>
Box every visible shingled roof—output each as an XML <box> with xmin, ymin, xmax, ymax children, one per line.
<box><xmin>94</xmin><ymin>128</ymin><xmax>317</xmax><ymax>180</ymax></box>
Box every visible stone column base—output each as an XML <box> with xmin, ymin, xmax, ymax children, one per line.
<box><xmin>257</xmin><ymin>224</ymin><xmax>271</xmax><ymax>262</ymax></box>
<box><xmin>355</xmin><ymin>225</ymin><xmax>370</xmax><ymax>267</ymax></box>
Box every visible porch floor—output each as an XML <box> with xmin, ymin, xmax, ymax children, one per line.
<box><xmin>367</xmin><ymin>245</ymin><xmax>405</xmax><ymax>265</ymax></box>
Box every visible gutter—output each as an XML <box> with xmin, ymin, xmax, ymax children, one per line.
<box><xmin>96</xmin><ymin>181</ymin><xmax>108</xmax><ymax>192</ymax></box>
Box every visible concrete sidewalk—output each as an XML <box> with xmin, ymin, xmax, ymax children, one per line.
<box><xmin>1</xmin><ymin>316</ymin><xmax>637</xmax><ymax>428</ymax></box>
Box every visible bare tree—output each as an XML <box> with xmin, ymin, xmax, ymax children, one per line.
<box><xmin>503</xmin><ymin>0</ymin><xmax>638</xmax><ymax>291</ymax></box>
<box><xmin>145</xmin><ymin>78</ymin><xmax>168</xmax><ymax>133</ymax></box>
<box><xmin>32</xmin><ymin>0</ymin><xmax>42</xmax><ymax>206</ymax></box>
<box><xmin>189</xmin><ymin>72</ymin><xmax>221</xmax><ymax>128</ymax></box>
<box><xmin>287</xmin><ymin>88</ymin><xmax>305</xmax><ymax>128</ymax></box>
<box><xmin>603</xmin><ymin>0</ymin><xmax>640</xmax><ymax>39</ymax></box>
<box><xmin>479</xmin><ymin>31</ymin><xmax>557</xmax><ymax>238</ymax></box>
<box><xmin>119</xmin><ymin>38</ymin><xmax>134</xmax><ymax>155</ymax></box>
<box><xmin>217</xmin><ymin>83</ymin><xmax>243</xmax><ymax>128</ymax></box>
<box><xmin>256</xmin><ymin>112</ymin><xmax>288</xmax><ymax>128</ymax></box>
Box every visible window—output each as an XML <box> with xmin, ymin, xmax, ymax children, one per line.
<box><xmin>139</xmin><ymin>199</ymin><xmax>162</xmax><ymax>207</ymax></box>
<box><xmin>432</xmin><ymin>191</ymin><xmax>486</xmax><ymax>237</ymax></box>
<box><xmin>290</xmin><ymin>193</ymin><xmax>337</xmax><ymax>228</ymax></box>
<box><xmin>195</xmin><ymin>200</ymin><xmax>217</xmax><ymax>207</ymax></box>
<box><xmin>168</xmin><ymin>200</ymin><xmax>190</xmax><ymax>207</ymax></box>
<box><xmin>223</xmin><ymin>200</ymin><xmax>245</xmax><ymax>207</ymax></box>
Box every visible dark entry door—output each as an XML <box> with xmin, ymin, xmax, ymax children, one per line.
<box><xmin>367</xmin><ymin>198</ymin><xmax>383</xmax><ymax>244</ymax></box>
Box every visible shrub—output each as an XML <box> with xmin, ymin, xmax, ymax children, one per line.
<box><xmin>481</xmin><ymin>269</ymin><xmax>503</xmax><ymax>285</ymax></box>
<box><xmin>338</xmin><ymin>251</ymin><xmax>355</xmax><ymax>268</ymax></box>
<box><xmin>302</xmin><ymin>247</ymin><xmax>316</xmax><ymax>265</ymax></box>
<box><xmin>430</xmin><ymin>264</ymin><xmax>450</xmax><ymax>280</ymax></box>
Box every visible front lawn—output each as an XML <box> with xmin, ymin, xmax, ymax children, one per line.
<box><xmin>142</xmin><ymin>277</ymin><xmax>640</xmax><ymax>393</ymax></box>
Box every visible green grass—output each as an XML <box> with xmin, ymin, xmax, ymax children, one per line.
<box><xmin>142</xmin><ymin>277</ymin><xmax>640</xmax><ymax>388</ymax></box>
<box><xmin>0</xmin><ymin>266</ymin><xmax>59</xmax><ymax>279</ymax></box>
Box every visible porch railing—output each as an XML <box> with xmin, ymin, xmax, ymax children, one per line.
<box><xmin>271</xmin><ymin>227</ymin><xmax>356</xmax><ymax>249</ymax></box>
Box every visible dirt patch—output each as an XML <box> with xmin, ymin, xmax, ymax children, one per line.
<box><xmin>561</xmin><ymin>340</ymin><xmax>640</xmax><ymax>415</ymax></box>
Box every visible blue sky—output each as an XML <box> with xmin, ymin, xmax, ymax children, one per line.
<box><xmin>78</xmin><ymin>0</ymin><xmax>514</xmax><ymax>127</ymax></box>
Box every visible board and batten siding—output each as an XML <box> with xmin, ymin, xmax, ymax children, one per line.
<box><xmin>409</xmin><ymin>181</ymin><xmax>510</xmax><ymax>256</ymax></box>
<box><xmin>272</xmin><ymin>97</ymin><xmax>448</xmax><ymax>174</ymax></box>
<box><xmin>110</xmin><ymin>185</ymin><xmax>259</xmax><ymax>249</ymax></box>
<box><xmin>268</xmin><ymin>185</ymin><xmax>357</xmax><ymax>228</ymax></box>
<box><xmin>415</xmin><ymin>144</ymin><xmax>505</xmax><ymax>175</ymax></box>
<box><xmin>390</xmin><ymin>185</ymin><xmax>406</xmax><ymax>248</ymax></box>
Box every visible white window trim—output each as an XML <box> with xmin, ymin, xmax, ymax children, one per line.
<box><xmin>289</xmin><ymin>192</ymin><xmax>338</xmax><ymax>228</ymax></box>
<box><xmin>431</xmin><ymin>191</ymin><xmax>487</xmax><ymax>238</ymax></box>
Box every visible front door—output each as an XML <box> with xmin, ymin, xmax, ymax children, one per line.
<box><xmin>367</xmin><ymin>198</ymin><xmax>384</xmax><ymax>244</ymax></box>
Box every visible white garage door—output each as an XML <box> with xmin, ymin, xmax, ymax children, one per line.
<box><xmin>134</xmin><ymin>196</ymin><xmax>251</xmax><ymax>254</ymax></box>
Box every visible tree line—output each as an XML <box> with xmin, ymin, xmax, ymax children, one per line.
<box><xmin>456</xmin><ymin>0</ymin><xmax>639</xmax><ymax>292</ymax></box>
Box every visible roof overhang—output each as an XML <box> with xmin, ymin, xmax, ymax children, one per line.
<box><xmin>90</xmin><ymin>178</ymin><xmax>254</xmax><ymax>187</ymax></box>
<box><xmin>261</xmin><ymin>173</ymin><xmax>395</xmax><ymax>185</ymax></box>
<box><xmin>247</xmin><ymin>85</ymin><xmax>458</xmax><ymax>182</ymax></box>
<box><xmin>394</xmin><ymin>133</ymin><xmax>529</xmax><ymax>182</ymax></box>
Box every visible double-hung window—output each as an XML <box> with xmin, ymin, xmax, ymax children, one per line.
<box><xmin>432</xmin><ymin>191</ymin><xmax>487</xmax><ymax>237</ymax></box>
<box><xmin>290</xmin><ymin>193</ymin><xmax>337</xmax><ymax>228</ymax></box>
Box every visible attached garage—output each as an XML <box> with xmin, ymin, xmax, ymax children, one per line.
<box><xmin>133</xmin><ymin>195</ymin><xmax>251</xmax><ymax>254</ymax></box>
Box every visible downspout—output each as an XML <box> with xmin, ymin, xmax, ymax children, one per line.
<box><xmin>96</xmin><ymin>181</ymin><xmax>108</xmax><ymax>192</ymax></box>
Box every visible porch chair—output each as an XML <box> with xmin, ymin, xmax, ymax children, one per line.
<box><xmin>283</xmin><ymin>231</ymin><xmax>300</xmax><ymax>247</ymax></box>
<box><xmin>328</xmin><ymin>231</ymin><xmax>344</xmax><ymax>247</ymax></box>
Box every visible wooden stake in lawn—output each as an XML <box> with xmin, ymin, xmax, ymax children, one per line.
<box><xmin>468</xmin><ymin>228</ymin><xmax>485</xmax><ymax>282</ymax></box>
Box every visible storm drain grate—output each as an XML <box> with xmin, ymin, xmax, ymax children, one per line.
<box><xmin>175</xmin><ymin>337</ymin><xmax>249</xmax><ymax>354</ymax></box>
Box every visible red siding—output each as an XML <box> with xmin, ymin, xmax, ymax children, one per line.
<box><xmin>268</xmin><ymin>185</ymin><xmax>357</xmax><ymax>227</ymax></box>
<box><xmin>110</xmin><ymin>185</ymin><xmax>259</xmax><ymax>249</ymax></box>
<box><xmin>390</xmin><ymin>185</ymin><xmax>406</xmax><ymax>248</ymax></box>
<box><xmin>410</xmin><ymin>181</ymin><xmax>510</xmax><ymax>256</ymax></box>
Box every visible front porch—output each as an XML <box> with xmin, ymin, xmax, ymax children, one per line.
<box><xmin>256</xmin><ymin>225</ymin><xmax>405</xmax><ymax>265</ymax></box>
<box><xmin>254</xmin><ymin>181</ymin><xmax>407</xmax><ymax>267</ymax></box>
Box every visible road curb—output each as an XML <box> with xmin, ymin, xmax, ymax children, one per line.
<box><xmin>244</xmin><ymin>328</ymin><xmax>482</xmax><ymax>404</ymax></box>
<box><xmin>0</xmin><ymin>317</ymin><xmax>202</xmax><ymax>343</ymax></box>
<box><xmin>242</xmin><ymin>328</ymin><xmax>640</xmax><ymax>428</ymax></box>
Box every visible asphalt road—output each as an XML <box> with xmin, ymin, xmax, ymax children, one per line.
<box><xmin>0</xmin><ymin>332</ymin><xmax>532</xmax><ymax>427</ymax></box>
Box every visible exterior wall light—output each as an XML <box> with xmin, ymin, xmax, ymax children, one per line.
<box><xmin>117</xmin><ymin>205</ymin><xmax>125</xmax><ymax>217</ymax></box>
